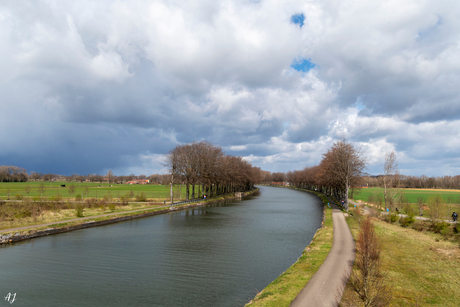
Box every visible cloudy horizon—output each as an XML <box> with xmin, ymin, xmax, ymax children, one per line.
<box><xmin>1</xmin><ymin>0</ymin><xmax>460</xmax><ymax>177</ymax></box>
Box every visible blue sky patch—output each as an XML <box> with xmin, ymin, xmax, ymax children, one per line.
<box><xmin>291</xmin><ymin>58</ymin><xmax>315</xmax><ymax>72</ymax></box>
<box><xmin>290</xmin><ymin>13</ymin><xmax>305</xmax><ymax>28</ymax></box>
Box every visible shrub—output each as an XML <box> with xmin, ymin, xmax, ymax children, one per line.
<box><xmin>32</xmin><ymin>196</ymin><xmax>40</xmax><ymax>202</ymax></box>
<box><xmin>14</xmin><ymin>207</ymin><xmax>31</xmax><ymax>219</ymax></box>
<box><xmin>430</xmin><ymin>221</ymin><xmax>450</xmax><ymax>234</ymax></box>
<box><xmin>97</xmin><ymin>200</ymin><xmax>106</xmax><ymax>210</ymax></box>
<box><xmin>412</xmin><ymin>221</ymin><xmax>426</xmax><ymax>232</ymax></box>
<box><xmin>120</xmin><ymin>196</ymin><xmax>128</xmax><ymax>206</ymax></box>
<box><xmin>399</xmin><ymin>215</ymin><xmax>415</xmax><ymax>227</ymax></box>
<box><xmin>86</xmin><ymin>198</ymin><xmax>97</xmax><ymax>208</ymax></box>
<box><xmin>453</xmin><ymin>223</ymin><xmax>460</xmax><ymax>234</ymax></box>
<box><xmin>368</xmin><ymin>207</ymin><xmax>380</xmax><ymax>218</ymax></box>
<box><xmin>75</xmin><ymin>204</ymin><xmax>84</xmax><ymax>217</ymax></box>
<box><xmin>108</xmin><ymin>203</ymin><xmax>116</xmax><ymax>211</ymax></box>
<box><xmin>386</xmin><ymin>213</ymin><xmax>398</xmax><ymax>223</ymax></box>
<box><xmin>136</xmin><ymin>192</ymin><xmax>147</xmax><ymax>202</ymax></box>
<box><xmin>15</xmin><ymin>194</ymin><xmax>23</xmax><ymax>200</ymax></box>
<box><xmin>75</xmin><ymin>194</ymin><xmax>82</xmax><ymax>201</ymax></box>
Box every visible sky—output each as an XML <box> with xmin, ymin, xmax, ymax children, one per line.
<box><xmin>1</xmin><ymin>0</ymin><xmax>460</xmax><ymax>177</ymax></box>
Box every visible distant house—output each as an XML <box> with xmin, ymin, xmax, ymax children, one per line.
<box><xmin>126</xmin><ymin>179</ymin><xmax>149</xmax><ymax>185</ymax></box>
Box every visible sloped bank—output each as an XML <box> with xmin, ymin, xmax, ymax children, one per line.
<box><xmin>245</xmin><ymin>189</ymin><xmax>333</xmax><ymax>307</ymax></box>
<box><xmin>0</xmin><ymin>189</ymin><xmax>258</xmax><ymax>245</ymax></box>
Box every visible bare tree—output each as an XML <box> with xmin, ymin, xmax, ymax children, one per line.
<box><xmin>319</xmin><ymin>139</ymin><xmax>367</xmax><ymax>211</ymax></box>
<box><xmin>383</xmin><ymin>151</ymin><xmax>399</xmax><ymax>211</ymax></box>
<box><xmin>106</xmin><ymin>170</ymin><xmax>114</xmax><ymax>184</ymax></box>
<box><xmin>38</xmin><ymin>183</ymin><xmax>46</xmax><ymax>197</ymax></box>
<box><xmin>341</xmin><ymin>218</ymin><xmax>391</xmax><ymax>306</ymax></box>
<box><xmin>68</xmin><ymin>184</ymin><xmax>76</xmax><ymax>197</ymax></box>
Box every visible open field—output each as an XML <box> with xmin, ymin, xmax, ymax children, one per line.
<box><xmin>246</xmin><ymin>192</ymin><xmax>332</xmax><ymax>307</ymax></box>
<box><xmin>342</xmin><ymin>210</ymin><xmax>460</xmax><ymax>306</ymax></box>
<box><xmin>0</xmin><ymin>181</ymin><xmax>188</xmax><ymax>200</ymax></box>
<box><xmin>352</xmin><ymin>187</ymin><xmax>460</xmax><ymax>204</ymax></box>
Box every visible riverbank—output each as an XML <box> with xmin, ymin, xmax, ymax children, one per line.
<box><xmin>246</xmin><ymin>189</ymin><xmax>334</xmax><ymax>306</ymax></box>
<box><xmin>0</xmin><ymin>189</ymin><xmax>258</xmax><ymax>245</ymax></box>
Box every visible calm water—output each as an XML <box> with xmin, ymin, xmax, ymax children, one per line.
<box><xmin>0</xmin><ymin>186</ymin><xmax>322</xmax><ymax>307</ymax></box>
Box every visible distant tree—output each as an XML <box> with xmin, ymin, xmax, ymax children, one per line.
<box><xmin>106</xmin><ymin>170</ymin><xmax>114</xmax><ymax>184</ymax></box>
<box><xmin>38</xmin><ymin>183</ymin><xmax>46</xmax><ymax>197</ymax></box>
<box><xmin>383</xmin><ymin>151</ymin><xmax>399</xmax><ymax>211</ymax></box>
<box><xmin>428</xmin><ymin>194</ymin><xmax>443</xmax><ymax>220</ymax></box>
<box><xmin>68</xmin><ymin>185</ymin><xmax>76</xmax><ymax>197</ymax></box>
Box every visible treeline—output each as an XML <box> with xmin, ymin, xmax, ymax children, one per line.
<box><xmin>0</xmin><ymin>166</ymin><xmax>28</xmax><ymax>182</ymax></box>
<box><xmin>166</xmin><ymin>141</ymin><xmax>262</xmax><ymax>201</ymax></box>
<box><xmin>2</xmin><ymin>166</ymin><xmax>173</xmax><ymax>185</ymax></box>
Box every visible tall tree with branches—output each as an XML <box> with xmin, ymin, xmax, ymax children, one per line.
<box><xmin>383</xmin><ymin>151</ymin><xmax>399</xmax><ymax>211</ymax></box>
<box><xmin>320</xmin><ymin>139</ymin><xmax>367</xmax><ymax>211</ymax></box>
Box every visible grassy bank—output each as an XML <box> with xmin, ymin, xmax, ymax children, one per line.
<box><xmin>342</xmin><ymin>208</ymin><xmax>460</xmax><ymax>306</ymax></box>
<box><xmin>0</xmin><ymin>189</ymin><xmax>254</xmax><ymax>236</ymax></box>
<box><xmin>246</xmin><ymin>192</ymin><xmax>333</xmax><ymax>307</ymax></box>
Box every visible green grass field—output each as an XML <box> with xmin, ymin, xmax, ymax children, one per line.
<box><xmin>0</xmin><ymin>181</ymin><xmax>190</xmax><ymax>201</ymax></box>
<box><xmin>351</xmin><ymin>187</ymin><xmax>460</xmax><ymax>204</ymax></box>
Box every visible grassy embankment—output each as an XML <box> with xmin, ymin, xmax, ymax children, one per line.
<box><xmin>341</xmin><ymin>207</ymin><xmax>460</xmax><ymax>306</ymax></box>
<box><xmin>246</xmin><ymin>191</ymin><xmax>333</xmax><ymax>307</ymax></box>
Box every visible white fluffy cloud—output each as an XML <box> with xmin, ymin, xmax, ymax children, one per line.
<box><xmin>1</xmin><ymin>0</ymin><xmax>459</xmax><ymax>176</ymax></box>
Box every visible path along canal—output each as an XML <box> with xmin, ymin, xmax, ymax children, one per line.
<box><xmin>0</xmin><ymin>186</ymin><xmax>323</xmax><ymax>307</ymax></box>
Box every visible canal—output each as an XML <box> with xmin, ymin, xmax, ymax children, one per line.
<box><xmin>0</xmin><ymin>186</ymin><xmax>323</xmax><ymax>306</ymax></box>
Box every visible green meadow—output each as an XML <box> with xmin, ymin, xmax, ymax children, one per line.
<box><xmin>351</xmin><ymin>187</ymin><xmax>460</xmax><ymax>204</ymax></box>
<box><xmin>0</xmin><ymin>181</ymin><xmax>189</xmax><ymax>201</ymax></box>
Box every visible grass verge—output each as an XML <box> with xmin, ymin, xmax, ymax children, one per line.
<box><xmin>245</xmin><ymin>200</ymin><xmax>333</xmax><ymax>306</ymax></box>
<box><xmin>342</xmin><ymin>208</ymin><xmax>460</xmax><ymax>306</ymax></box>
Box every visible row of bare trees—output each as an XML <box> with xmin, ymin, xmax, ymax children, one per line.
<box><xmin>165</xmin><ymin>141</ymin><xmax>261</xmax><ymax>202</ymax></box>
<box><xmin>364</xmin><ymin>174</ymin><xmax>460</xmax><ymax>190</ymax></box>
<box><xmin>285</xmin><ymin>139</ymin><xmax>367</xmax><ymax>210</ymax></box>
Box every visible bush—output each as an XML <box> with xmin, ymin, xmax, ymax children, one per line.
<box><xmin>15</xmin><ymin>194</ymin><xmax>23</xmax><ymax>200</ymax></box>
<box><xmin>75</xmin><ymin>194</ymin><xmax>82</xmax><ymax>201</ymax></box>
<box><xmin>412</xmin><ymin>221</ymin><xmax>426</xmax><ymax>232</ymax></box>
<box><xmin>399</xmin><ymin>215</ymin><xmax>415</xmax><ymax>227</ymax></box>
<box><xmin>75</xmin><ymin>204</ymin><xmax>84</xmax><ymax>217</ymax></box>
<box><xmin>97</xmin><ymin>200</ymin><xmax>106</xmax><ymax>210</ymax></box>
<box><xmin>386</xmin><ymin>213</ymin><xmax>399</xmax><ymax>223</ymax></box>
<box><xmin>108</xmin><ymin>203</ymin><xmax>116</xmax><ymax>211</ymax></box>
<box><xmin>86</xmin><ymin>198</ymin><xmax>97</xmax><ymax>208</ymax></box>
<box><xmin>430</xmin><ymin>221</ymin><xmax>450</xmax><ymax>234</ymax></box>
<box><xmin>136</xmin><ymin>192</ymin><xmax>147</xmax><ymax>202</ymax></box>
<box><xmin>453</xmin><ymin>223</ymin><xmax>460</xmax><ymax>234</ymax></box>
<box><xmin>14</xmin><ymin>207</ymin><xmax>31</xmax><ymax>218</ymax></box>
